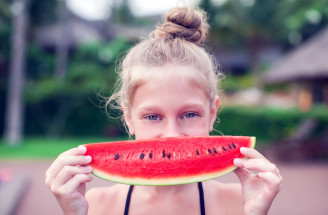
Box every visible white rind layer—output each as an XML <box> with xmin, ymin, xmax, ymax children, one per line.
<box><xmin>92</xmin><ymin>165</ymin><xmax>238</xmax><ymax>186</ymax></box>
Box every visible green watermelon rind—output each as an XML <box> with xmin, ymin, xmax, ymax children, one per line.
<box><xmin>90</xmin><ymin>136</ymin><xmax>256</xmax><ymax>186</ymax></box>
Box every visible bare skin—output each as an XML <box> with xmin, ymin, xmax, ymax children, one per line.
<box><xmin>45</xmin><ymin>64</ymin><xmax>282</xmax><ymax>215</ymax></box>
<box><xmin>86</xmin><ymin>181</ymin><xmax>244</xmax><ymax>215</ymax></box>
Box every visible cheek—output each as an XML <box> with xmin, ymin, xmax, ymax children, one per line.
<box><xmin>180</xmin><ymin>118</ymin><xmax>211</xmax><ymax>136</ymax></box>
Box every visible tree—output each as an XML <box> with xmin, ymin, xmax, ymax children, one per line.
<box><xmin>55</xmin><ymin>0</ymin><xmax>70</xmax><ymax>79</ymax></box>
<box><xmin>4</xmin><ymin>0</ymin><xmax>28</xmax><ymax>145</ymax></box>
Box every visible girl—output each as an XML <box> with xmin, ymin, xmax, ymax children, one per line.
<box><xmin>45</xmin><ymin>7</ymin><xmax>282</xmax><ymax>215</ymax></box>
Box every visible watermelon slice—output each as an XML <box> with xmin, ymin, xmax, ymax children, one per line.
<box><xmin>84</xmin><ymin>136</ymin><xmax>255</xmax><ymax>185</ymax></box>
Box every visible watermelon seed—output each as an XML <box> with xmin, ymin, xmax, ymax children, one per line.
<box><xmin>140</xmin><ymin>153</ymin><xmax>145</xmax><ymax>160</ymax></box>
<box><xmin>167</xmin><ymin>153</ymin><xmax>171</xmax><ymax>159</ymax></box>
<box><xmin>162</xmin><ymin>150</ymin><xmax>166</xmax><ymax>158</ymax></box>
<box><xmin>228</xmin><ymin>144</ymin><xmax>232</xmax><ymax>150</ymax></box>
<box><xmin>114</xmin><ymin>154</ymin><xmax>120</xmax><ymax>160</ymax></box>
<box><xmin>213</xmin><ymin>148</ymin><xmax>217</xmax><ymax>154</ymax></box>
<box><xmin>232</xmin><ymin>143</ymin><xmax>236</xmax><ymax>148</ymax></box>
<box><xmin>222</xmin><ymin>146</ymin><xmax>227</xmax><ymax>151</ymax></box>
<box><xmin>149</xmin><ymin>152</ymin><xmax>153</xmax><ymax>159</ymax></box>
<box><xmin>208</xmin><ymin>149</ymin><xmax>212</xmax><ymax>154</ymax></box>
<box><xmin>196</xmin><ymin>149</ymin><xmax>200</xmax><ymax>155</ymax></box>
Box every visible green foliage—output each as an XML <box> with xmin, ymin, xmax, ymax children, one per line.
<box><xmin>29</xmin><ymin>0</ymin><xmax>58</xmax><ymax>26</ymax></box>
<box><xmin>25</xmin><ymin>63</ymin><xmax>113</xmax><ymax>103</ymax></box>
<box><xmin>0</xmin><ymin>0</ymin><xmax>11</xmax><ymax>71</ymax></box>
<box><xmin>26</xmin><ymin>43</ymin><xmax>55</xmax><ymax>79</ymax></box>
<box><xmin>75</xmin><ymin>38</ymin><xmax>130</xmax><ymax>64</ymax></box>
<box><xmin>204</xmin><ymin>0</ymin><xmax>328</xmax><ymax>49</ymax></box>
<box><xmin>211</xmin><ymin>105</ymin><xmax>328</xmax><ymax>143</ymax></box>
<box><xmin>0</xmin><ymin>137</ymin><xmax>128</xmax><ymax>159</ymax></box>
<box><xmin>2</xmin><ymin>0</ymin><xmax>328</xmax><ymax>142</ymax></box>
<box><xmin>23</xmin><ymin>38</ymin><xmax>132</xmax><ymax>137</ymax></box>
<box><xmin>221</xmin><ymin>74</ymin><xmax>255</xmax><ymax>93</ymax></box>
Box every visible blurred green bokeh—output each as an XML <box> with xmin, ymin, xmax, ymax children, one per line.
<box><xmin>1</xmin><ymin>0</ymin><xmax>328</xmax><ymax>148</ymax></box>
<box><xmin>0</xmin><ymin>137</ymin><xmax>128</xmax><ymax>159</ymax></box>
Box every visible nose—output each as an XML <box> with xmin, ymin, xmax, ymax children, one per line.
<box><xmin>162</xmin><ymin>119</ymin><xmax>183</xmax><ymax>138</ymax></box>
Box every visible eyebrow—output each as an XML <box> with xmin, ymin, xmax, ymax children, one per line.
<box><xmin>137</xmin><ymin>105</ymin><xmax>162</xmax><ymax>113</ymax></box>
<box><xmin>138</xmin><ymin>102</ymin><xmax>207</xmax><ymax>114</ymax></box>
<box><xmin>179</xmin><ymin>103</ymin><xmax>206</xmax><ymax>111</ymax></box>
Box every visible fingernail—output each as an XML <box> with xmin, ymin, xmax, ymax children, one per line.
<box><xmin>240</xmin><ymin>147</ymin><xmax>247</xmax><ymax>152</ymax></box>
<box><xmin>85</xmin><ymin>155</ymin><xmax>92</xmax><ymax>162</ymax></box>
<box><xmin>234</xmin><ymin>158</ymin><xmax>242</xmax><ymax>166</ymax></box>
<box><xmin>78</xmin><ymin>145</ymin><xmax>86</xmax><ymax>153</ymax></box>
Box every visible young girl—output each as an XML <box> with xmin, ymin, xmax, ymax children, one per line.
<box><xmin>45</xmin><ymin>7</ymin><xmax>282</xmax><ymax>215</ymax></box>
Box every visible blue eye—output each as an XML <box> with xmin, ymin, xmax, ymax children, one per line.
<box><xmin>145</xmin><ymin>114</ymin><xmax>161</xmax><ymax>121</ymax></box>
<box><xmin>182</xmin><ymin>112</ymin><xmax>198</xmax><ymax>119</ymax></box>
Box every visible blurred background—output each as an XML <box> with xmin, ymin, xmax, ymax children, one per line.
<box><xmin>0</xmin><ymin>0</ymin><xmax>327</xmax><ymax>214</ymax></box>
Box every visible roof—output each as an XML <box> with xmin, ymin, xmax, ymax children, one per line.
<box><xmin>262</xmin><ymin>27</ymin><xmax>328</xmax><ymax>83</ymax></box>
<box><xmin>34</xmin><ymin>16</ymin><xmax>113</xmax><ymax>47</ymax></box>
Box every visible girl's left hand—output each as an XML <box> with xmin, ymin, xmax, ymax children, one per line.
<box><xmin>233</xmin><ymin>147</ymin><xmax>283</xmax><ymax>215</ymax></box>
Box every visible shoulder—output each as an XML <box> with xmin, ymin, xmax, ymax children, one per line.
<box><xmin>86</xmin><ymin>184</ymin><xmax>130</xmax><ymax>215</ymax></box>
<box><xmin>203</xmin><ymin>180</ymin><xmax>243</xmax><ymax>214</ymax></box>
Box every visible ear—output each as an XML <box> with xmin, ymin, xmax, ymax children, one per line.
<box><xmin>122</xmin><ymin>106</ymin><xmax>135</xmax><ymax>135</ymax></box>
<box><xmin>209</xmin><ymin>96</ymin><xmax>220</xmax><ymax>132</ymax></box>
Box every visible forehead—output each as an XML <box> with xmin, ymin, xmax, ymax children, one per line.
<box><xmin>130</xmin><ymin>63</ymin><xmax>209</xmax><ymax>95</ymax></box>
<box><xmin>131</xmin><ymin>63</ymin><xmax>198</xmax><ymax>78</ymax></box>
<box><xmin>133</xmin><ymin>77</ymin><xmax>209</xmax><ymax>111</ymax></box>
<box><xmin>130</xmin><ymin>65</ymin><xmax>210</xmax><ymax>108</ymax></box>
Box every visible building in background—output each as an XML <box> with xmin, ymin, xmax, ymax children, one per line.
<box><xmin>263</xmin><ymin>27</ymin><xmax>328</xmax><ymax>111</ymax></box>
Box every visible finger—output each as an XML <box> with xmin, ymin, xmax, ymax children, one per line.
<box><xmin>240</xmin><ymin>147</ymin><xmax>265</xmax><ymax>159</ymax></box>
<box><xmin>46</xmin><ymin>146</ymin><xmax>87</xmax><ymax>177</ymax></box>
<box><xmin>258</xmin><ymin>172</ymin><xmax>282</xmax><ymax>190</ymax></box>
<box><xmin>55</xmin><ymin>165</ymin><xmax>93</xmax><ymax>187</ymax></box>
<box><xmin>238</xmin><ymin>158</ymin><xmax>279</xmax><ymax>174</ymax></box>
<box><xmin>60</xmin><ymin>173</ymin><xmax>93</xmax><ymax>193</ymax></box>
<box><xmin>47</xmin><ymin>155</ymin><xmax>92</xmax><ymax>180</ymax></box>
<box><xmin>59</xmin><ymin>145</ymin><xmax>87</xmax><ymax>157</ymax></box>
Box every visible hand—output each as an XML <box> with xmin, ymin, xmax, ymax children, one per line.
<box><xmin>233</xmin><ymin>147</ymin><xmax>282</xmax><ymax>215</ymax></box>
<box><xmin>45</xmin><ymin>145</ymin><xmax>93</xmax><ymax>215</ymax></box>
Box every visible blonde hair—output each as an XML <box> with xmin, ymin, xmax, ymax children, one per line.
<box><xmin>107</xmin><ymin>7</ymin><xmax>222</xmax><ymax>117</ymax></box>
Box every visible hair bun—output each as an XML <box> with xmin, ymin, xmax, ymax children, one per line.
<box><xmin>153</xmin><ymin>7</ymin><xmax>209</xmax><ymax>45</ymax></box>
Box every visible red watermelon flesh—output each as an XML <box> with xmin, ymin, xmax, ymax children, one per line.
<box><xmin>84</xmin><ymin>136</ymin><xmax>256</xmax><ymax>185</ymax></box>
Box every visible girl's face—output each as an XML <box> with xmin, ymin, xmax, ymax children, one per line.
<box><xmin>124</xmin><ymin>65</ymin><xmax>219</xmax><ymax>140</ymax></box>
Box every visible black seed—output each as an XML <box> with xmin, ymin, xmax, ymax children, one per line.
<box><xmin>232</xmin><ymin>143</ymin><xmax>236</xmax><ymax>148</ymax></box>
<box><xmin>196</xmin><ymin>149</ymin><xmax>200</xmax><ymax>155</ymax></box>
<box><xmin>228</xmin><ymin>144</ymin><xmax>232</xmax><ymax>150</ymax></box>
<box><xmin>208</xmin><ymin>149</ymin><xmax>212</xmax><ymax>154</ymax></box>
<box><xmin>114</xmin><ymin>154</ymin><xmax>119</xmax><ymax>160</ymax></box>
<box><xmin>140</xmin><ymin>153</ymin><xmax>144</xmax><ymax>160</ymax></box>
<box><xmin>222</xmin><ymin>146</ymin><xmax>227</xmax><ymax>151</ymax></box>
<box><xmin>167</xmin><ymin>153</ymin><xmax>171</xmax><ymax>159</ymax></box>
<box><xmin>162</xmin><ymin>150</ymin><xmax>166</xmax><ymax>158</ymax></box>
<box><xmin>149</xmin><ymin>152</ymin><xmax>153</xmax><ymax>159</ymax></box>
<box><xmin>213</xmin><ymin>148</ymin><xmax>217</xmax><ymax>154</ymax></box>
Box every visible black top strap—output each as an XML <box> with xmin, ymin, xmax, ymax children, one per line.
<box><xmin>123</xmin><ymin>183</ymin><xmax>205</xmax><ymax>215</ymax></box>
<box><xmin>124</xmin><ymin>185</ymin><xmax>134</xmax><ymax>215</ymax></box>
<box><xmin>198</xmin><ymin>182</ymin><xmax>206</xmax><ymax>215</ymax></box>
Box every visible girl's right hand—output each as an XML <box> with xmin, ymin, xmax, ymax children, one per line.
<box><xmin>45</xmin><ymin>145</ymin><xmax>93</xmax><ymax>215</ymax></box>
